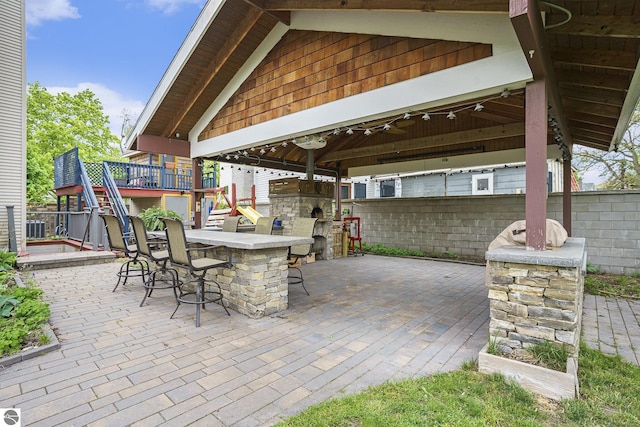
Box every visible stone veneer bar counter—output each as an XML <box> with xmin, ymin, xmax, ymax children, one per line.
<box><xmin>153</xmin><ymin>230</ymin><xmax>314</xmax><ymax>319</ymax></box>
<box><xmin>484</xmin><ymin>237</ymin><xmax>587</xmax><ymax>356</ymax></box>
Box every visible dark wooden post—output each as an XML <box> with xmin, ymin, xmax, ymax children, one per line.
<box><xmin>563</xmin><ymin>158</ymin><xmax>572</xmax><ymax>236</ymax></box>
<box><xmin>525</xmin><ymin>79</ymin><xmax>547</xmax><ymax>251</ymax></box>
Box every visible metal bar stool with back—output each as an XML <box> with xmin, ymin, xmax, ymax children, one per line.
<box><xmin>100</xmin><ymin>214</ymin><xmax>149</xmax><ymax>292</ymax></box>
<box><xmin>128</xmin><ymin>215</ymin><xmax>181</xmax><ymax>308</ymax></box>
<box><xmin>162</xmin><ymin>217</ymin><xmax>231</xmax><ymax>327</ymax></box>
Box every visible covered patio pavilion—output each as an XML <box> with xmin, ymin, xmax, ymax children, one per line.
<box><xmin>125</xmin><ymin>0</ymin><xmax>640</xmax><ymax>249</ymax></box>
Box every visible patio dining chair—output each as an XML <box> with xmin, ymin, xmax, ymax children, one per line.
<box><xmin>288</xmin><ymin>217</ymin><xmax>318</xmax><ymax>295</ymax></box>
<box><xmin>162</xmin><ymin>217</ymin><xmax>231</xmax><ymax>327</ymax></box>
<box><xmin>254</xmin><ymin>216</ymin><xmax>275</xmax><ymax>235</ymax></box>
<box><xmin>128</xmin><ymin>215</ymin><xmax>180</xmax><ymax>308</ymax></box>
<box><xmin>222</xmin><ymin>216</ymin><xmax>240</xmax><ymax>232</ymax></box>
<box><xmin>100</xmin><ymin>214</ymin><xmax>149</xmax><ymax>292</ymax></box>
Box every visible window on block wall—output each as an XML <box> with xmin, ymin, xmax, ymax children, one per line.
<box><xmin>381</xmin><ymin>180</ymin><xmax>395</xmax><ymax>197</ymax></box>
<box><xmin>472</xmin><ymin>173</ymin><xmax>493</xmax><ymax>195</ymax></box>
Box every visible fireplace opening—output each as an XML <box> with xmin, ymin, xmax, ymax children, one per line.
<box><xmin>311</xmin><ymin>207</ymin><xmax>324</xmax><ymax>219</ymax></box>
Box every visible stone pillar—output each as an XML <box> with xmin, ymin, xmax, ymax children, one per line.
<box><xmin>485</xmin><ymin>238</ymin><xmax>586</xmax><ymax>356</ymax></box>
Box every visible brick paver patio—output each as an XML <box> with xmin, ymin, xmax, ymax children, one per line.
<box><xmin>3</xmin><ymin>254</ymin><xmax>639</xmax><ymax>426</ymax></box>
<box><xmin>1</xmin><ymin>255</ymin><xmax>488</xmax><ymax>426</ymax></box>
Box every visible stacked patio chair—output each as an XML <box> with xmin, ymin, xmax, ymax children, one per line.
<box><xmin>288</xmin><ymin>217</ymin><xmax>318</xmax><ymax>295</ymax></box>
<box><xmin>128</xmin><ymin>215</ymin><xmax>181</xmax><ymax>308</ymax></box>
<box><xmin>100</xmin><ymin>214</ymin><xmax>149</xmax><ymax>292</ymax></box>
<box><xmin>162</xmin><ymin>217</ymin><xmax>231</xmax><ymax>327</ymax></box>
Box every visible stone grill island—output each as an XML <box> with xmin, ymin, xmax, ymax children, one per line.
<box><xmin>480</xmin><ymin>237</ymin><xmax>587</xmax><ymax>400</ymax></box>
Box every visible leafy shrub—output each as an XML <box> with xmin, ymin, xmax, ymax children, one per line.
<box><xmin>0</xmin><ymin>280</ymin><xmax>50</xmax><ymax>356</ymax></box>
<box><xmin>0</xmin><ymin>295</ymin><xmax>19</xmax><ymax>317</ymax></box>
<box><xmin>0</xmin><ymin>250</ymin><xmax>17</xmax><ymax>271</ymax></box>
<box><xmin>138</xmin><ymin>206</ymin><xmax>183</xmax><ymax>231</ymax></box>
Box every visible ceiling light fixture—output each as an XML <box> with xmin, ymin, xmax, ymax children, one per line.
<box><xmin>447</xmin><ymin>111</ymin><xmax>456</xmax><ymax>120</ymax></box>
<box><xmin>294</xmin><ymin>135</ymin><xmax>327</xmax><ymax>149</ymax></box>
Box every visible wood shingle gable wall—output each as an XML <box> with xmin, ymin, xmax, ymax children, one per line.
<box><xmin>200</xmin><ymin>30</ymin><xmax>491</xmax><ymax>141</ymax></box>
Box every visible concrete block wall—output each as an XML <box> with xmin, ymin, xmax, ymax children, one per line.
<box><xmin>350</xmin><ymin>190</ymin><xmax>640</xmax><ymax>275</ymax></box>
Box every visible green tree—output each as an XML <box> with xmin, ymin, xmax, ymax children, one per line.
<box><xmin>573</xmin><ymin>106</ymin><xmax>640</xmax><ymax>190</ymax></box>
<box><xmin>26</xmin><ymin>82</ymin><xmax>120</xmax><ymax>202</ymax></box>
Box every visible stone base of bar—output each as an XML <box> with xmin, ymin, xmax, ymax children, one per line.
<box><xmin>205</xmin><ymin>246</ymin><xmax>289</xmax><ymax>319</ymax></box>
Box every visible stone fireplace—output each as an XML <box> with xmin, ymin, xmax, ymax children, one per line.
<box><xmin>269</xmin><ymin>178</ymin><xmax>339</xmax><ymax>260</ymax></box>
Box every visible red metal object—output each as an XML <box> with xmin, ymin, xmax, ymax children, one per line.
<box><xmin>343</xmin><ymin>217</ymin><xmax>363</xmax><ymax>255</ymax></box>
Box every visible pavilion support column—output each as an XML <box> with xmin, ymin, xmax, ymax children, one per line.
<box><xmin>525</xmin><ymin>78</ymin><xmax>547</xmax><ymax>250</ymax></box>
<box><xmin>563</xmin><ymin>158</ymin><xmax>572</xmax><ymax>236</ymax></box>
<box><xmin>192</xmin><ymin>158</ymin><xmax>202</xmax><ymax>228</ymax></box>
<box><xmin>335</xmin><ymin>163</ymin><xmax>342</xmax><ymax>220</ymax></box>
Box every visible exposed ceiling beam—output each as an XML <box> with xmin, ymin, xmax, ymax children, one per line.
<box><xmin>509</xmin><ymin>0</ymin><xmax>572</xmax><ymax>148</ymax></box>
<box><xmin>563</xmin><ymin>99</ymin><xmax>621</xmax><ymax>120</ymax></box>
<box><xmin>162</xmin><ymin>8</ymin><xmax>263</xmax><ymax>138</ymax></box>
<box><xmin>559</xmin><ymin>86</ymin><xmax>624</xmax><ymax>108</ymax></box>
<box><xmin>320</xmin><ymin>123</ymin><xmax>525</xmax><ymax>162</ymax></box>
<box><xmin>243</xmin><ymin>0</ymin><xmax>291</xmax><ymax>25</ymax></box>
<box><xmin>555</xmin><ymin>70</ymin><xmax>631</xmax><ymax>91</ymax></box>
<box><xmin>564</xmin><ymin>111</ymin><xmax>617</xmax><ymax>129</ymax></box>
<box><xmin>547</xmin><ymin>15</ymin><xmax>640</xmax><ymax>38</ymax></box>
<box><xmin>262</xmin><ymin>0</ymin><xmax>508</xmax><ymax>13</ymax></box>
<box><xmin>551</xmin><ymin>48</ymin><xmax>638</xmax><ymax>72</ymax></box>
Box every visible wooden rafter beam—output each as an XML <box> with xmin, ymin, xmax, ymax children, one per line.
<box><xmin>319</xmin><ymin>123</ymin><xmax>525</xmax><ymax>162</ymax></box>
<box><xmin>262</xmin><ymin>0</ymin><xmax>508</xmax><ymax>12</ymax></box>
<box><xmin>509</xmin><ymin>0</ymin><xmax>572</xmax><ymax>147</ymax></box>
<box><xmin>243</xmin><ymin>0</ymin><xmax>290</xmax><ymax>25</ymax></box>
<box><xmin>162</xmin><ymin>8</ymin><xmax>263</xmax><ymax>138</ymax></box>
<box><xmin>559</xmin><ymin>86</ymin><xmax>624</xmax><ymax>108</ymax></box>
<box><xmin>564</xmin><ymin>111</ymin><xmax>617</xmax><ymax>129</ymax></box>
<box><xmin>563</xmin><ymin>100</ymin><xmax>621</xmax><ymax>120</ymax></box>
<box><xmin>555</xmin><ymin>70</ymin><xmax>631</xmax><ymax>91</ymax></box>
<box><xmin>547</xmin><ymin>15</ymin><xmax>640</xmax><ymax>39</ymax></box>
<box><xmin>551</xmin><ymin>48</ymin><xmax>638</xmax><ymax>72</ymax></box>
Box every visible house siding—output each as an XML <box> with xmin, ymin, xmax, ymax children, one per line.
<box><xmin>0</xmin><ymin>0</ymin><xmax>26</xmax><ymax>251</ymax></box>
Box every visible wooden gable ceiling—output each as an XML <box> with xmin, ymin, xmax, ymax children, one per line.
<box><xmin>135</xmin><ymin>0</ymin><xmax>640</xmax><ymax>177</ymax></box>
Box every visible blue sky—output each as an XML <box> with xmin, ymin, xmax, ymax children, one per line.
<box><xmin>26</xmin><ymin>0</ymin><xmax>206</xmax><ymax>138</ymax></box>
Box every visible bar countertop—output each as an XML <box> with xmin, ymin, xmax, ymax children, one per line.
<box><xmin>152</xmin><ymin>229</ymin><xmax>314</xmax><ymax>250</ymax></box>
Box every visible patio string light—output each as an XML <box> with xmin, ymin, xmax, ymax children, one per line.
<box><xmin>217</xmin><ymin>88</ymin><xmax>528</xmax><ymax>162</ymax></box>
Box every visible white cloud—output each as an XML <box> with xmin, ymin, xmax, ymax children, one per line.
<box><xmin>47</xmin><ymin>82</ymin><xmax>145</xmax><ymax>140</ymax></box>
<box><xmin>145</xmin><ymin>0</ymin><xmax>205</xmax><ymax>15</ymax></box>
<box><xmin>26</xmin><ymin>0</ymin><xmax>80</xmax><ymax>26</ymax></box>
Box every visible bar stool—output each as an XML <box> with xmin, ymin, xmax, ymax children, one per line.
<box><xmin>129</xmin><ymin>215</ymin><xmax>180</xmax><ymax>307</ymax></box>
<box><xmin>254</xmin><ymin>216</ymin><xmax>275</xmax><ymax>234</ymax></box>
<box><xmin>162</xmin><ymin>217</ymin><xmax>231</xmax><ymax>327</ymax></box>
<box><xmin>100</xmin><ymin>214</ymin><xmax>149</xmax><ymax>292</ymax></box>
<box><xmin>288</xmin><ymin>217</ymin><xmax>318</xmax><ymax>295</ymax></box>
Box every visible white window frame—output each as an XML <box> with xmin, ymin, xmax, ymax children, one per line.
<box><xmin>472</xmin><ymin>173</ymin><xmax>494</xmax><ymax>195</ymax></box>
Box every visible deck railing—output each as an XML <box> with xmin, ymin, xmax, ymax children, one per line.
<box><xmin>25</xmin><ymin>210</ymin><xmax>106</xmax><ymax>250</ymax></box>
